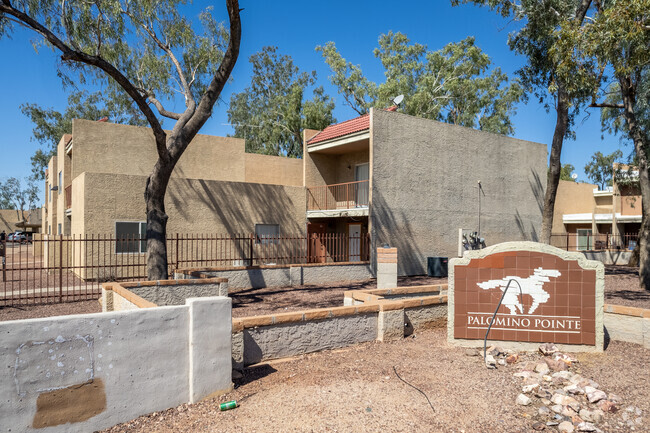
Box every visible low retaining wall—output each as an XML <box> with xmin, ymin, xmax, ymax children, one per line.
<box><xmin>583</xmin><ymin>250</ymin><xmax>632</xmax><ymax>265</ymax></box>
<box><xmin>603</xmin><ymin>304</ymin><xmax>650</xmax><ymax>349</ymax></box>
<box><xmin>175</xmin><ymin>262</ymin><xmax>373</xmax><ymax>289</ymax></box>
<box><xmin>0</xmin><ymin>296</ymin><xmax>232</xmax><ymax>433</ymax></box>
<box><xmin>102</xmin><ymin>278</ymin><xmax>229</xmax><ymax>311</ymax></box>
<box><xmin>232</xmin><ymin>287</ymin><xmax>448</xmax><ymax>369</ymax></box>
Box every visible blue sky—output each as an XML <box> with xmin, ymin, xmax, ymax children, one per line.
<box><xmin>0</xmin><ymin>1</ymin><xmax>630</xmax><ymax>203</ymax></box>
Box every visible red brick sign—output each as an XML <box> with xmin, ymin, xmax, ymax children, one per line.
<box><xmin>452</xmin><ymin>247</ymin><xmax>600</xmax><ymax>346</ymax></box>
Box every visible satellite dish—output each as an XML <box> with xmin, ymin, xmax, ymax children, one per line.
<box><xmin>571</xmin><ymin>173</ymin><xmax>578</xmax><ymax>180</ymax></box>
<box><xmin>393</xmin><ymin>94</ymin><xmax>404</xmax><ymax>106</ymax></box>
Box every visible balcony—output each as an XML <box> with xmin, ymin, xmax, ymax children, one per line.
<box><xmin>307</xmin><ymin>180</ymin><xmax>369</xmax><ymax>217</ymax></box>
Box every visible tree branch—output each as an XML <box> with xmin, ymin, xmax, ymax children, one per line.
<box><xmin>147</xmin><ymin>95</ymin><xmax>182</xmax><ymax>120</ymax></box>
<box><xmin>0</xmin><ymin>1</ymin><xmax>169</xmax><ymax>161</ymax></box>
<box><xmin>179</xmin><ymin>0</ymin><xmax>241</xmax><ymax>160</ymax></box>
<box><xmin>590</xmin><ymin>102</ymin><xmax>625</xmax><ymax>109</ymax></box>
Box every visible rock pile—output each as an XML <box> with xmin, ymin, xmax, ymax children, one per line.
<box><xmin>479</xmin><ymin>343</ymin><xmax>644</xmax><ymax>432</ymax></box>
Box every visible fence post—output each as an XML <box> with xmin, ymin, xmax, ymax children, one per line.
<box><xmin>1</xmin><ymin>238</ymin><xmax>5</xmax><ymax>282</ymax></box>
<box><xmin>175</xmin><ymin>233</ymin><xmax>179</xmax><ymax>272</ymax></box>
<box><xmin>59</xmin><ymin>234</ymin><xmax>63</xmax><ymax>303</ymax></box>
<box><xmin>249</xmin><ymin>234</ymin><xmax>254</xmax><ymax>267</ymax></box>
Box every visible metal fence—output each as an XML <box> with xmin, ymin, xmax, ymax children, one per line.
<box><xmin>550</xmin><ymin>233</ymin><xmax>639</xmax><ymax>252</ymax></box>
<box><xmin>0</xmin><ymin>232</ymin><xmax>370</xmax><ymax>306</ymax></box>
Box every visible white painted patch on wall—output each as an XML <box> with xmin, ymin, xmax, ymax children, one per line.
<box><xmin>13</xmin><ymin>334</ymin><xmax>95</xmax><ymax>396</ymax></box>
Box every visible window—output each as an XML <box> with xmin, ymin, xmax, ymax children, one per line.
<box><xmin>48</xmin><ymin>225</ymin><xmax>51</xmax><ymax>235</ymax></box>
<box><xmin>116</xmin><ymin>222</ymin><xmax>147</xmax><ymax>253</ymax></box>
<box><xmin>255</xmin><ymin>224</ymin><xmax>280</xmax><ymax>244</ymax></box>
<box><xmin>57</xmin><ymin>223</ymin><xmax>61</xmax><ymax>235</ymax></box>
<box><xmin>577</xmin><ymin>229</ymin><xmax>593</xmax><ymax>251</ymax></box>
<box><xmin>58</xmin><ymin>171</ymin><xmax>62</xmax><ymax>195</ymax></box>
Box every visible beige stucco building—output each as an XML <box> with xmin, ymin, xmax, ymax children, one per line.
<box><xmin>44</xmin><ymin>109</ymin><xmax>548</xmax><ymax>277</ymax></box>
<box><xmin>551</xmin><ymin>166</ymin><xmax>642</xmax><ymax>251</ymax></box>
<box><xmin>43</xmin><ymin>119</ymin><xmax>305</xmax><ymax>239</ymax></box>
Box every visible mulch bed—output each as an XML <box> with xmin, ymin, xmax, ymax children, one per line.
<box><xmin>1</xmin><ymin>266</ymin><xmax>648</xmax><ymax>322</ymax></box>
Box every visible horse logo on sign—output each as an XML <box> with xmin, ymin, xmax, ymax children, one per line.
<box><xmin>477</xmin><ymin>267</ymin><xmax>561</xmax><ymax>315</ymax></box>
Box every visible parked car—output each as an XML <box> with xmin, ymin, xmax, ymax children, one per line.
<box><xmin>9</xmin><ymin>232</ymin><xmax>31</xmax><ymax>244</ymax></box>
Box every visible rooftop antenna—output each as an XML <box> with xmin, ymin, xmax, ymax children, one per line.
<box><xmin>571</xmin><ymin>173</ymin><xmax>578</xmax><ymax>180</ymax></box>
<box><xmin>392</xmin><ymin>94</ymin><xmax>404</xmax><ymax>106</ymax></box>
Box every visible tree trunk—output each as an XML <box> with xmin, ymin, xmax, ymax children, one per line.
<box><xmin>540</xmin><ymin>87</ymin><xmax>570</xmax><ymax>244</ymax></box>
<box><xmin>145</xmin><ymin>157</ymin><xmax>174</xmax><ymax>280</ymax></box>
<box><xmin>618</xmin><ymin>76</ymin><xmax>650</xmax><ymax>290</ymax></box>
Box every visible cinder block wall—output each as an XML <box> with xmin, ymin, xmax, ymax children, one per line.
<box><xmin>370</xmin><ymin>109</ymin><xmax>547</xmax><ymax>275</ymax></box>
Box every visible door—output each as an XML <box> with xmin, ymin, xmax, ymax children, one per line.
<box><xmin>577</xmin><ymin>229</ymin><xmax>592</xmax><ymax>251</ymax></box>
<box><xmin>348</xmin><ymin>223</ymin><xmax>362</xmax><ymax>262</ymax></box>
<box><xmin>355</xmin><ymin>163</ymin><xmax>369</xmax><ymax>207</ymax></box>
<box><xmin>307</xmin><ymin>222</ymin><xmax>327</xmax><ymax>263</ymax></box>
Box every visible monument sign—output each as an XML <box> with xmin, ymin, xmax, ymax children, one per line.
<box><xmin>448</xmin><ymin>242</ymin><xmax>604</xmax><ymax>351</ymax></box>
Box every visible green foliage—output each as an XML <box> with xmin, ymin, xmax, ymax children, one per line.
<box><xmin>227</xmin><ymin>47</ymin><xmax>335</xmax><ymax>158</ymax></box>
<box><xmin>584</xmin><ymin>150</ymin><xmax>624</xmax><ymax>190</ymax></box>
<box><xmin>21</xmin><ymin>89</ymin><xmax>147</xmax><ymax>180</ymax></box>
<box><xmin>561</xmin><ymin>164</ymin><xmax>576</xmax><ymax>182</ymax></box>
<box><xmin>0</xmin><ymin>177</ymin><xmax>39</xmax><ymax>212</ymax></box>
<box><xmin>547</xmin><ymin>163</ymin><xmax>576</xmax><ymax>182</ymax></box>
<box><xmin>455</xmin><ymin>0</ymin><xmax>599</xmax><ymax>137</ymax></box>
<box><xmin>317</xmin><ymin>33</ymin><xmax>523</xmax><ymax>135</ymax></box>
<box><xmin>1</xmin><ymin>0</ymin><xmax>230</xmax><ymax>127</ymax></box>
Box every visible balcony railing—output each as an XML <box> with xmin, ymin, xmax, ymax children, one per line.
<box><xmin>307</xmin><ymin>180</ymin><xmax>369</xmax><ymax>211</ymax></box>
<box><xmin>550</xmin><ymin>233</ymin><xmax>639</xmax><ymax>251</ymax></box>
<box><xmin>65</xmin><ymin>185</ymin><xmax>72</xmax><ymax>210</ymax></box>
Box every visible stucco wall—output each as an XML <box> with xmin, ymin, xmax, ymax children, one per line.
<box><xmin>129</xmin><ymin>282</ymin><xmax>228</xmax><ymax>306</ymax></box>
<box><xmin>71</xmin><ymin>119</ymin><xmax>246</xmax><ymax>183</ymax></box>
<box><xmin>0</xmin><ymin>296</ymin><xmax>232</xmax><ymax>432</ymax></box>
<box><xmin>78</xmin><ymin>172</ymin><xmax>306</xmax><ymax>236</ymax></box>
<box><xmin>244</xmin><ymin>153</ymin><xmax>303</xmax><ymax>186</ymax></box>
<box><xmin>370</xmin><ymin>109</ymin><xmax>548</xmax><ymax>275</ymax></box>
<box><xmin>551</xmin><ymin>181</ymin><xmax>598</xmax><ymax>234</ymax></box>
<box><xmin>242</xmin><ymin>314</ymin><xmax>378</xmax><ymax>365</ymax></box>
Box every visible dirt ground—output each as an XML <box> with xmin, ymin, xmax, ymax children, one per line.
<box><xmin>101</xmin><ymin>327</ymin><xmax>650</xmax><ymax>433</ymax></box>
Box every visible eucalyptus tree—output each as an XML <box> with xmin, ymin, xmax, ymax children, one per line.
<box><xmin>227</xmin><ymin>46</ymin><xmax>335</xmax><ymax>158</ymax></box>
<box><xmin>317</xmin><ymin>33</ymin><xmax>523</xmax><ymax>135</ymax></box>
<box><xmin>0</xmin><ymin>0</ymin><xmax>242</xmax><ymax>279</ymax></box>
<box><xmin>0</xmin><ymin>177</ymin><xmax>39</xmax><ymax>221</ymax></box>
<box><xmin>453</xmin><ymin>0</ymin><xmax>596</xmax><ymax>244</ymax></box>
<box><xmin>22</xmin><ymin>89</ymin><xmax>146</xmax><ymax>181</ymax></box>
<box><xmin>554</xmin><ymin>0</ymin><xmax>650</xmax><ymax>289</ymax></box>
<box><xmin>584</xmin><ymin>150</ymin><xmax>624</xmax><ymax>190</ymax></box>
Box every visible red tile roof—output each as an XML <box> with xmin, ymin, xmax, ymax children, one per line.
<box><xmin>307</xmin><ymin>114</ymin><xmax>369</xmax><ymax>145</ymax></box>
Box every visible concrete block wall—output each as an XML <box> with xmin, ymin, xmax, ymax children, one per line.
<box><xmin>231</xmin><ymin>291</ymin><xmax>448</xmax><ymax>368</ymax></box>
<box><xmin>1</xmin><ymin>296</ymin><xmax>232</xmax><ymax>432</ymax></box>
<box><xmin>176</xmin><ymin>262</ymin><xmax>373</xmax><ymax>289</ymax></box>
<box><xmin>603</xmin><ymin>304</ymin><xmax>650</xmax><ymax>349</ymax></box>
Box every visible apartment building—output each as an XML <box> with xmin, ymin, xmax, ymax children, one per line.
<box><xmin>304</xmin><ymin>108</ymin><xmax>548</xmax><ymax>275</ymax></box>
<box><xmin>44</xmin><ymin>109</ymin><xmax>548</xmax><ymax>277</ymax></box>
<box><xmin>551</xmin><ymin>166</ymin><xmax>641</xmax><ymax>251</ymax></box>
<box><xmin>43</xmin><ymin>119</ymin><xmax>305</xmax><ymax>241</ymax></box>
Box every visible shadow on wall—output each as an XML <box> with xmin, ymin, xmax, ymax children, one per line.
<box><xmin>166</xmin><ymin>178</ymin><xmax>305</xmax><ymax>287</ymax></box>
<box><xmin>371</xmin><ymin>189</ymin><xmax>424</xmax><ymax>276</ymax></box>
<box><xmin>529</xmin><ymin>168</ymin><xmax>545</xmax><ymax>216</ymax></box>
<box><xmin>517</xmin><ymin>167</ymin><xmax>545</xmax><ymax>242</ymax></box>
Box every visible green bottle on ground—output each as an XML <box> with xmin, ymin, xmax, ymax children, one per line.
<box><xmin>220</xmin><ymin>400</ymin><xmax>237</xmax><ymax>411</ymax></box>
